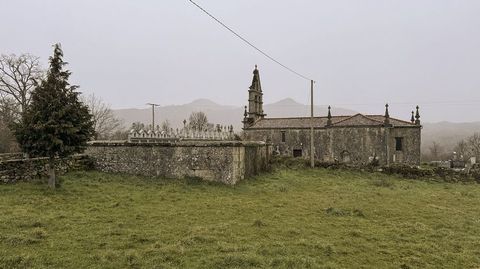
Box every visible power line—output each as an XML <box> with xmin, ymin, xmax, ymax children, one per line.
<box><xmin>187</xmin><ymin>0</ymin><xmax>313</xmax><ymax>81</ymax></box>
<box><xmin>322</xmin><ymin>101</ymin><xmax>480</xmax><ymax>107</ymax></box>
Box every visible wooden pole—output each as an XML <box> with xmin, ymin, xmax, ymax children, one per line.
<box><xmin>147</xmin><ymin>103</ymin><xmax>160</xmax><ymax>130</ymax></box>
<box><xmin>310</xmin><ymin>80</ymin><xmax>315</xmax><ymax>168</ymax></box>
<box><xmin>152</xmin><ymin>104</ymin><xmax>155</xmax><ymax>129</ymax></box>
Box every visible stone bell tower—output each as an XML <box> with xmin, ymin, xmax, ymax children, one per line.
<box><xmin>243</xmin><ymin>65</ymin><xmax>266</xmax><ymax>128</ymax></box>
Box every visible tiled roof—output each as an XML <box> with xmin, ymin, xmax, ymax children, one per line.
<box><xmin>246</xmin><ymin>114</ymin><xmax>417</xmax><ymax>129</ymax></box>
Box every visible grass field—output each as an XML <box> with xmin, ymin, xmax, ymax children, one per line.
<box><xmin>1</xmin><ymin>168</ymin><xmax>480</xmax><ymax>269</ymax></box>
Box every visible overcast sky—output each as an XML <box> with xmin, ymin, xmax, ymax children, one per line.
<box><xmin>2</xmin><ymin>0</ymin><xmax>480</xmax><ymax>122</ymax></box>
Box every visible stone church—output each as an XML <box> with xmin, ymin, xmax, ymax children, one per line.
<box><xmin>242</xmin><ymin>66</ymin><xmax>421</xmax><ymax>165</ymax></box>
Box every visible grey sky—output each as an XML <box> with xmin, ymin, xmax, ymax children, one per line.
<box><xmin>2</xmin><ymin>0</ymin><xmax>480</xmax><ymax>122</ymax></box>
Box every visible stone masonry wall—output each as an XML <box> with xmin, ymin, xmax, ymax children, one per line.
<box><xmin>85</xmin><ymin>141</ymin><xmax>270</xmax><ymax>185</ymax></box>
<box><xmin>244</xmin><ymin>126</ymin><xmax>421</xmax><ymax>166</ymax></box>
<box><xmin>0</xmin><ymin>154</ymin><xmax>92</xmax><ymax>183</ymax></box>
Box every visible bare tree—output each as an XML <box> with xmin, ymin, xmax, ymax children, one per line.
<box><xmin>0</xmin><ymin>97</ymin><xmax>20</xmax><ymax>153</ymax></box>
<box><xmin>188</xmin><ymin>111</ymin><xmax>209</xmax><ymax>131</ymax></box>
<box><xmin>468</xmin><ymin>133</ymin><xmax>480</xmax><ymax>160</ymax></box>
<box><xmin>429</xmin><ymin>141</ymin><xmax>444</xmax><ymax>161</ymax></box>
<box><xmin>0</xmin><ymin>96</ymin><xmax>20</xmax><ymax>124</ymax></box>
<box><xmin>131</xmin><ymin>122</ymin><xmax>145</xmax><ymax>132</ymax></box>
<box><xmin>454</xmin><ymin>139</ymin><xmax>470</xmax><ymax>161</ymax></box>
<box><xmin>82</xmin><ymin>94</ymin><xmax>122</xmax><ymax>140</ymax></box>
<box><xmin>0</xmin><ymin>121</ymin><xmax>15</xmax><ymax>153</ymax></box>
<box><xmin>160</xmin><ymin>120</ymin><xmax>171</xmax><ymax>132</ymax></box>
<box><xmin>0</xmin><ymin>54</ymin><xmax>43</xmax><ymax>113</ymax></box>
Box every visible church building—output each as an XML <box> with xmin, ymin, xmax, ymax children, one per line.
<box><xmin>242</xmin><ymin>66</ymin><xmax>421</xmax><ymax>165</ymax></box>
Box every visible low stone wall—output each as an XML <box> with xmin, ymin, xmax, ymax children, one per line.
<box><xmin>0</xmin><ymin>155</ymin><xmax>92</xmax><ymax>183</ymax></box>
<box><xmin>85</xmin><ymin>140</ymin><xmax>271</xmax><ymax>185</ymax></box>
<box><xmin>0</xmin><ymin>153</ymin><xmax>24</xmax><ymax>162</ymax></box>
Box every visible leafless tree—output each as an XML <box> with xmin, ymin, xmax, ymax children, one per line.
<box><xmin>468</xmin><ymin>133</ymin><xmax>480</xmax><ymax>160</ymax></box>
<box><xmin>131</xmin><ymin>122</ymin><xmax>145</xmax><ymax>132</ymax></box>
<box><xmin>0</xmin><ymin>97</ymin><xmax>20</xmax><ymax>153</ymax></box>
<box><xmin>0</xmin><ymin>54</ymin><xmax>43</xmax><ymax>113</ymax></box>
<box><xmin>429</xmin><ymin>141</ymin><xmax>444</xmax><ymax>161</ymax></box>
<box><xmin>82</xmin><ymin>94</ymin><xmax>122</xmax><ymax>140</ymax></box>
<box><xmin>454</xmin><ymin>139</ymin><xmax>470</xmax><ymax>161</ymax></box>
<box><xmin>0</xmin><ymin>96</ymin><xmax>20</xmax><ymax>124</ymax></box>
<box><xmin>160</xmin><ymin>120</ymin><xmax>171</xmax><ymax>132</ymax></box>
<box><xmin>188</xmin><ymin>111</ymin><xmax>209</xmax><ymax>131</ymax></box>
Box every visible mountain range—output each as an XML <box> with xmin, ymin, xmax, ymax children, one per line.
<box><xmin>113</xmin><ymin>98</ymin><xmax>356</xmax><ymax>130</ymax></box>
<box><xmin>113</xmin><ymin>98</ymin><xmax>480</xmax><ymax>155</ymax></box>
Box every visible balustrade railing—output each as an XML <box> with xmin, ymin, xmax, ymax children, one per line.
<box><xmin>128</xmin><ymin>126</ymin><xmax>235</xmax><ymax>143</ymax></box>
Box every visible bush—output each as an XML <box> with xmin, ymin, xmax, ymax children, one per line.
<box><xmin>381</xmin><ymin>165</ymin><xmax>432</xmax><ymax>179</ymax></box>
<box><xmin>372</xmin><ymin>178</ymin><xmax>395</xmax><ymax>188</ymax></box>
<box><xmin>270</xmin><ymin>156</ymin><xmax>479</xmax><ymax>184</ymax></box>
<box><xmin>325</xmin><ymin>207</ymin><xmax>365</xmax><ymax>217</ymax></box>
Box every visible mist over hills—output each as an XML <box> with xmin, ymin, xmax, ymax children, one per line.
<box><xmin>113</xmin><ymin>98</ymin><xmax>357</xmax><ymax>130</ymax></box>
<box><xmin>421</xmin><ymin>122</ymin><xmax>480</xmax><ymax>154</ymax></box>
<box><xmin>113</xmin><ymin>98</ymin><xmax>480</xmax><ymax>154</ymax></box>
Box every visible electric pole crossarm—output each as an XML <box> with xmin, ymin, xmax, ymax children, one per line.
<box><xmin>146</xmin><ymin>103</ymin><xmax>160</xmax><ymax>130</ymax></box>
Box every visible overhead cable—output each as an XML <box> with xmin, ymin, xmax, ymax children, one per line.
<box><xmin>187</xmin><ymin>0</ymin><xmax>314</xmax><ymax>81</ymax></box>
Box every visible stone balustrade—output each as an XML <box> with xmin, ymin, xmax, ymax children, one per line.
<box><xmin>128</xmin><ymin>126</ymin><xmax>235</xmax><ymax>143</ymax></box>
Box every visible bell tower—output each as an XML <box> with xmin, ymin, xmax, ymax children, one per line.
<box><xmin>243</xmin><ymin>65</ymin><xmax>266</xmax><ymax>128</ymax></box>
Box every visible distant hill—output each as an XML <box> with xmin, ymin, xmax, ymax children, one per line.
<box><xmin>113</xmin><ymin>98</ymin><xmax>357</xmax><ymax>130</ymax></box>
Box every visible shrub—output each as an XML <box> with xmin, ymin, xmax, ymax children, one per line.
<box><xmin>372</xmin><ymin>178</ymin><xmax>395</xmax><ymax>188</ymax></box>
<box><xmin>252</xmin><ymin>219</ymin><xmax>266</xmax><ymax>227</ymax></box>
<box><xmin>325</xmin><ymin>207</ymin><xmax>365</xmax><ymax>218</ymax></box>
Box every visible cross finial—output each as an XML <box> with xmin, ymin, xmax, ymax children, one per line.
<box><xmin>415</xmin><ymin>105</ymin><xmax>421</xmax><ymax>125</ymax></box>
<box><xmin>384</xmin><ymin>103</ymin><xmax>391</xmax><ymax>126</ymax></box>
<box><xmin>326</xmin><ymin>105</ymin><xmax>332</xmax><ymax>126</ymax></box>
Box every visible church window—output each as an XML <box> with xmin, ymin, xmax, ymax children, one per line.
<box><xmin>293</xmin><ymin>149</ymin><xmax>302</xmax><ymax>157</ymax></box>
<box><xmin>395</xmin><ymin>137</ymin><xmax>403</xmax><ymax>151</ymax></box>
<box><xmin>281</xmin><ymin>131</ymin><xmax>286</xmax><ymax>143</ymax></box>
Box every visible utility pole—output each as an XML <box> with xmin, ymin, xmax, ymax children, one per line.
<box><xmin>146</xmin><ymin>103</ymin><xmax>160</xmax><ymax>130</ymax></box>
<box><xmin>310</xmin><ymin>80</ymin><xmax>315</xmax><ymax>168</ymax></box>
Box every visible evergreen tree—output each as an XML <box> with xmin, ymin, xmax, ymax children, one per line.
<box><xmin>14</xmin><ymin>44</ymin><xmax>94</xmax><ymax>188</ymax></box>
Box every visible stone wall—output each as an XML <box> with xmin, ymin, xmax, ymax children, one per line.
<box><xmin>244</xmin><ymin>126</ymin><xmax>421</xmax><ymax>166</ymax></box>
<box><xmin>85</xmin><ymin>140</ymin><xmax>270</xmax><ymax>185</ymax></box>
<box><xmin>0</xmin><ymin>153</ymin><xmax>24</xmax><ymax>162</ymax></box>
<box><xmin>0</xmin><ymin>155</ymin><xmax>91</xmax><ymax>183</ymax></box>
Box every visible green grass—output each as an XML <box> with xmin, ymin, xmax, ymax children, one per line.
<box><xmin>1</xmin><ymin>168</ymin><xmax>480</xmax><ymax>269</ymax></box>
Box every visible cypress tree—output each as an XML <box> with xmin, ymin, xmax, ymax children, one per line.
<box><xmin>14</xmin><ymin>44</ymin><xmax>94</xmax><ymax>188</ymax></box>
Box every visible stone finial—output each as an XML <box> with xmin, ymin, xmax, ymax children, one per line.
<box><xmin>327</xmin><ymin>105</ymin><xmax>332</xmax><ymax>126</ymax></box>
<box><xmin>243</xmin><ymin>106</ymin><xmax>248</xmax><ymax>118</ymax></box>
<box><xmin>183</xmin><ymin>119</ymin><xmax>187</xmax><ymax>128</ymax></box>
<box><xmin>384</xmin><ymin>103</ymin><xmax>390</xmax><ymax>126</ymax></box>
<box><xmin>411</xmin><ymin>111</ymin><xmax>415</xmax><ymax>123</ymax></box>
<box><xmin>415</xmin><ymin>105</ymin><xmax>421</xmax><ymax>125</ymax></box>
